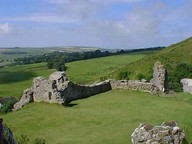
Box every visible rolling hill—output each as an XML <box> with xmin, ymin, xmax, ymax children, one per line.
<box><xmin>116</xmin><ymin>37</ymin><xmax>192</xmax><ymax>91</ymax></box>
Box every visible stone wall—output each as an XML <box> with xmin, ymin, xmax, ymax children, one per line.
<box><xmin>181</xmin><ymin>78</ymin><xmax>192</xmax><ymax>93</ymax></box>
<box><xmin>14</xmin><ymin>61</ymin><xmax>169</xmax><ymax>110</ymax></box>
<box><xmin>131</xmin><ymin>121</ymin><xmax>185</xmax><ymax>144</ymax></box>
<box><xmin>60</xmin><ymin>80</ymin><xmax>111</xmax><ymax>104</ymax></box>
<box><xmin>110</xmin><ymin>80</ymin><xmax>158</xmax><ymax>93</ymax></box>
<box><xmin>14</xmin><ymin>72</ymin><xmax>112</xmax><ymax>110</ymax></box>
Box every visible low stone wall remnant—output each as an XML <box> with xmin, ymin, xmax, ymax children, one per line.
<box><xmin>14</xmin><ymin>61</ymin><xmax>169</xmax><ymax>111</ymax></box>
<box><xmin>110</xmin><ymin>80</ymin><xmax>158</xmax><ymax>93</ymax></box>
<box><xmin>131</xmin><ymin>121</ymin><xmax>185</xmax><ymax>144</ymax></box>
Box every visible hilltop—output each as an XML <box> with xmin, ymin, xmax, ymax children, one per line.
<box><xmin>116</xmin><ymin>37</ymin><xmax>192</xmax><ymax>91</ymax></box>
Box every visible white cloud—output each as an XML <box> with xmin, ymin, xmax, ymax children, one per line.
<box><xmin>48</xmin><ymin>0</ymin><xmax>145</xmax><ymax>4</ymax></box>
<box><xmin>47</xmin><ymin>0</ymin><xmax>146</xmax><ymax>21</ymax></box>
<box><xmin>0</xmin><ymin>0</ymin><xmax>191</xmax><ymax>48</ymax></box>
<box><xmin>0</xmin><ymin>23</ymin><xmax>12</xmax><ymax>34</ymax></box>
<box><xmin>0</xmin><ymin>14</ymin><xmax>79</xmax><ymax>24</ymax></box>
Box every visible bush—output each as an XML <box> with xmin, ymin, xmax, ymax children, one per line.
<box><xmin>169</xmin><ymin>63</ymin><xmax>192</xmax><ymax>92</ymax></box>
<box><xmin>116</xmin><ymin>70</ymin><xmax>131</xmax><ymax>80</ymax></box>
<box><xmin>137</xmin><ymin>73</ymin><xmax>144</xmax><ymax>80</ymax></box>
<box><xmin>1</xmin><ymin>100</ymin><xmax>16</xmax><ymax>114</ymax></box>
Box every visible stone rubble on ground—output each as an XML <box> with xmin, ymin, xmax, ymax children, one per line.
<box><xmin>131</xmin><ymin>121</ymin><xmax>185</xmax><ymax>144</ymax></box>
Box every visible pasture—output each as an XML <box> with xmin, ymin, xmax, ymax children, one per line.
<box><xmin>66</xmin><ymin>53</ymin><xmax>146</xmax><ymax>84</ymax></box>
<box><xmin>0</xmin><ymin>53</ymin><xmax>146</xmax><ymax>99</ymax></box>
<box><xmin>1</xmin><ymin>90</ymin><xmax>192</xmax><ymax>144</ymax></box>
<box><xmin>0</xmin><ymin>52</ymin><xmax>192</xmax><ymax>143</ymax></box>
<box><xmin>0</xmin><ymin>63</ymin><xmax>55</xmax><ymax>99</ymax></box>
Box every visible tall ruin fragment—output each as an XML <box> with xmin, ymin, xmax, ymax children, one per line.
<box><xmin>152</xmin><ymin>62</ymin><xmax>168</xmax><ymax>93</ymax></box>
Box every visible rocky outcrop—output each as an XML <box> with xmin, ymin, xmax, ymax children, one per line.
<box><xmin>131</xmin><ymin>121</ymin><xmax>185</xmax><ymax>144</ymax></box>
<box><xmin>152</xmin><ymin>62</ymin><xmax>168</xmax><ymax>93</ymax></box>
<box><xmin>14</xmin><ymin>71</ymin><xmax>112</xmax><ymax>110</ymax></box>
<box><xmin>181</xmin><ymin>78</ymin><xmax>192</xmax><ymax>93</ymax></box>
<box><xmin>110</xmin><ymin>80</ymin><xmax>158</xmax><ymax>93</ymax></box>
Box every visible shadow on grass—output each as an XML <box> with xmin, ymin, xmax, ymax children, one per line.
<box><xmin>63</xmin><ymin>103</ymin><xmax>78</xmax><ymax>107</ymax></box>
<box><xmin>0</xmin><ymin>71</ymin><xmax>35</xmax><ymax>84</ymax></box>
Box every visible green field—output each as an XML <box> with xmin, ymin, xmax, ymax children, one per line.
<box><xmin>0</xmin><ymin>63</ymin><xmax>55</xmax><ymax>99</ymax></box>
<box><xmin>2</xmin><ymin>90</ymin><xmax>192</xmax><ymax>144</ymax></box>
<box><xmin>66</xmin><ymin>53</ymin><xmax>146</xmax><ymax>84</ymax></box>
<box><xmin>0</xmin><ymin>53</ymin><xmax>146</xmax><ymax>99</ymax></box>
<box><xmin>0</xmin><ymin>52</ymin><xmax>192</xmax><ymax>143</ymax></box>
<box><xmin>0</xmin><ymin>46</ymin><xmax>98</xmax><ymax>62</ymax></box>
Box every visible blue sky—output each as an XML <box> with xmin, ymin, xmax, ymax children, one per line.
<box><xmin>0</xmin><ymin>0</ymin><xmax>191</xmax><ymax>49</ymax></box>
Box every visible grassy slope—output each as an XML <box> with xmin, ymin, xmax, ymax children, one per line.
<box><xmin>0</xmin><ymin>53</ymin><xmax>146</xmax><ymax>99</ymax></box>
<box><xmin>66</xmin><ymin>53</ymin><xmax>146</xmax><ymax>84</ymax></box>
<box><xmin>2</xmin><ymin>90</ymin><xmax>192</xmax><ymax>144</ymax></box>
<box><xmin>0</xmin><ymin>51</ymin><xmax>192</xmax><ymax>143</ymax></box>
<box><xmin>119</xmin><ymin>37</ymin><xmax>192</xmax><ymax>79</ymax></box>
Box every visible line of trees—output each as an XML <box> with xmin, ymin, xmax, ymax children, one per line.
<box><xmin>13</xmin><ymin>47</ymin><xmax>165</xmax><ymax>71</ymax></box>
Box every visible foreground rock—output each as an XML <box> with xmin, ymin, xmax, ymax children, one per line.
<box><xmin>181</xmin><ymin>78</ymin><xmax>192</xmax><ymax>93</ymax></box>
<box><xmin>131</xmin><ymin>121</ymin><xmax>185</xmax><ymax>144</ymax></box>
<box><xmin>152</xmin><ymin>62</ymin><xmax>169</xmax><ymax>93</ymax></box>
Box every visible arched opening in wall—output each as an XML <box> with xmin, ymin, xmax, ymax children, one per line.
<box><xmin>48</xmin><ymin>92</ymin><xmax>52</xmax><ymax>100</ymax></box>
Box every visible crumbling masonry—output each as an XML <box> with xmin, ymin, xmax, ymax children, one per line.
<box><xmin>14</xmin><ymin>62</ymin><xmax>168</xmax><ymax>111</ymax></box>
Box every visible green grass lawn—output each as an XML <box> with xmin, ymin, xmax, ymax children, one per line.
<box><xmin>1</xmin><ymin>90</ymin><xmax>192</xmax><ymax>144</ymax></box>
<box><xmin>66</xmin><ymin>53</ymin><xmax>146</xmax><ymax>84</ymax></box>
<box><xmin>0</xmin><ymin>53</ymin><xmax>146</xmax><ymax>99</ymax></box>
<box><xmin>0</xmin><ymin>63</ymin><xmax>55</xmax><ymax>99</ymax></box>
<box><xmin>0</xmin><ymin>52</ymin><xmax>192</xmax><ymax>143</ymax></box>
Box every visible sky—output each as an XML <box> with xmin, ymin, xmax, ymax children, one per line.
<box><xmin>0</xmin><ymin>0</ymin><xmax>192</xmax><ymax>49</ymax></box>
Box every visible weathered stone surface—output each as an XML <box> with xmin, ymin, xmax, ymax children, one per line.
<box><xmin>14</xmin><ymin>61</ymin><xmax>169</xmax><ymax>110</ymax></box>
<box><xmin>61</xmin><ymin>80</ymin><xmax>112</xmax><ymax>104</ymax></box>
<box><xmin>110</xmin><ymin>80</ymin><xmax>158</xmax><ymax>93</ymax></box>
<box><xmin>181</xmin><ymin>78</ymin><xmax>192</xmax><ymax>93</ymax></box>
<box><xmin>152</xmin><ymin>62</ymin><xmax>168</xmax><ymax>93</ymax></box>
<box><xmin>13</xmin><ymin>88</ymin><xmax>34</xmax><ymax>110</ymax></box>
<box><xmin>131</xmin><ymin>121</ymin><xmax>185</xmax><ymax>144</ymax></box>
<box><xmin>14</xmin><ymin>71</ymin><xmax>112</xmax><ymax>110</ymax></box>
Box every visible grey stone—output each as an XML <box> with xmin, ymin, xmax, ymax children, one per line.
<box><xmin>181</xmin><ymin>78</ymin><xmax>192</xmax><ymax>93</ymax></box>
<box><xmin>13</xmin><ymin>88</ymin><xmax>33</xmax><ymax>110</ymax></box>
<box><xmin>110</xmin><ymin>80</ymin><xmax>158</xmax><ymax>94</ymax></box>
<box><xmin>131</xmin><ymin>121</ymin><xmax>185</xmax><ymax>144</ymax></box>
<box><xmin>152</xmin><ymin>62</ymin><xmax>168</xmax><ymax>93</ymax></box>
<box><xmin>14</xmin><ymin>71</ymin><xmax>112</xmax><ymax>110</ymax></box>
